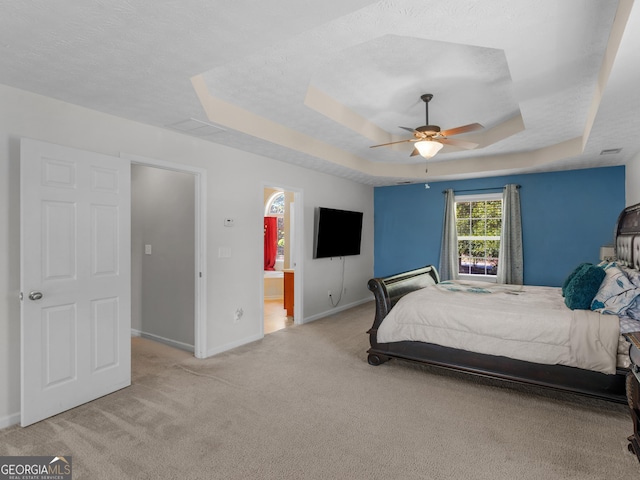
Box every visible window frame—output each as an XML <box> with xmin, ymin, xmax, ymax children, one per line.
<box><xmin>455</xmin><ymin>192</ymin><xmax>502</xmax><ymax>283</ymax></box>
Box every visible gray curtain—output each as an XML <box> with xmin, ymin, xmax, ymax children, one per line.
<box><xmin>497</xmin><ymin>184</ymin><xmax>523</xmax><ymax>284</ymax></box>
<box><xmin>439</xmin><ymin>189</ymin><xmax>459</xmax><ymax>281</ymax></box>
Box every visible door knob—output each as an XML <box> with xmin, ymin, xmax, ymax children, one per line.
<box><xmin>28</xmin><ymin>291</ymin><xmax>43</xmax><ymax>301</ymax></box>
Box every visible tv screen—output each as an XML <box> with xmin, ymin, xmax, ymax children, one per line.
<box><xmin>313</xmin><ymin>207</ymin><xmax>363</xmax><ymax>259</ymax></box>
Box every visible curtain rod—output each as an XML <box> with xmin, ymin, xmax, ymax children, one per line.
<box><xmin>442</xmin><ymin>185</ymin><xmax>521</xmax><ymax>194</ymax></box>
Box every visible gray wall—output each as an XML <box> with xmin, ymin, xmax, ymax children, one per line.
<box><xmin>131</xmin><ymin>165</ymin><xmax>195</xmax><ymax>348</ymax></box>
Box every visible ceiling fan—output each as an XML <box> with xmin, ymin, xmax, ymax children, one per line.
<box><xmin>370</xmin><ymin>94</ymin><xmax>483</xmax><ymax>158</ymax></box>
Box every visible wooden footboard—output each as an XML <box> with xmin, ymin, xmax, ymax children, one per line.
<box><xmin>366</xmin><ymin>265</ymin><xmax>439</xmax><ymax>365</ymax></box>
<box><xmin>366</xmin><ymin>265</ymin><xmax>628</xmax><ymax>404</ymax></box>
<box><xmin>367</xmin><ymin>265</ymin><xmax>439</xmax><ymax>330</ymax></box>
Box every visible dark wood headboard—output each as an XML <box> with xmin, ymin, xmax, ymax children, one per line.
<box><xmin>616</xmin><ymin>203</ymin><xmax>640</xmax><ymax>270</ymax></box>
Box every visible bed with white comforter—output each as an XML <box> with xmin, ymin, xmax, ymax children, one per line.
<box><xmin>365</xmin><ymin>203</ymin><xmax>640</xmax><ymax>403</ymax></box>
<box><xmin>376</xmin><ymin>280</ymin><xmax>620</xmax><ymax>374</ymax></box>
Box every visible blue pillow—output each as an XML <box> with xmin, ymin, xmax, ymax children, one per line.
<box><xmin>564</xmin><ymin>264</ymin><xmax>606</xmax><ymax>310</ymax></box>
<box><xmin>562</xmin><ymin>263</ymin><xmax>592</xmax><ymax>297</ymax></box>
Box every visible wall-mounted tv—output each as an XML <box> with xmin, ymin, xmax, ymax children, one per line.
<box><xmin>313</xmin><ymin>207</ymin><xmax>363</xmax><ymax>259</ymax></box>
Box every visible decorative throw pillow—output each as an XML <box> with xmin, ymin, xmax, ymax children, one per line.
<box><xmin>564</xmin><ymin>264</ymin><xmax>606</xmax><ymax>310</ymax></box>
<box><xmin>622</xmin><ymin>267</ymin><xmax>640</xmax><ymax>321</ymax></box>
<box><xmin>562</xmin><ymin>262</ymin><xmax>592</xmax><ymax>297</ymax></box>
<box><xmin>621</xmin><ymin>266</ymin><xmax>640</xmax><ymax>289</ymax></box>
<box><xmin>625</xmin><ymin>298</ymin><xmax>640</xmax><ymax>322</ymax></box>
<box><xmin>591</xmin><ymin>265</ymin><xmax>640</xmax><ymax>314</ymax></box>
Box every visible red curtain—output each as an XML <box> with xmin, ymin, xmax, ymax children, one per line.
<box><xmin>264</xmin><ymin>216</ymin><xmax>277</xmax><ymax>271</ymax></box>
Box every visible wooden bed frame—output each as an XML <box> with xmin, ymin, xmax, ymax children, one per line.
<box><xmin>366</xmin><ymin>203</ymin><xmax>640</xmax><ymax>404</ymax></box>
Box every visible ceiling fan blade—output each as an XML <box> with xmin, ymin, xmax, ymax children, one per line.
<box><xmin>369</xmin><ymin>139</ymin><xmax>414</xmax><ymax>148</ymax></box>
<box><xmin>410</xmin><ymin>148</ymin><xmax>420</xmax><ymax>157</ymax></box>
<box><xmin>440</xmin><ymin>123</ymin><xmax>483</xmax><ymax>137</ymax></box>
<box><xmin>438</xmin><ymin>137</ymin><xmax>479</xmax><ymax>149</ymax></box>
<box><xmin>399</xmin><ymin>126</ymin><xmax>417</xmax><ymax>133</ymax></box>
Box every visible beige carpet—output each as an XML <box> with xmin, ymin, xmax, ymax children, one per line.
<box><xmin>1</xmin><ymin>302</ymin><xmax>639</xmax><ymax>479</ymax></box>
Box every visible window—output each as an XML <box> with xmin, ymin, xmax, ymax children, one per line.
<box><xmin>265</xmin><ymin>191</ymin><xmax>285</xmax><ymax>259</ymax></box>
<box><xmin>456</xmin><ymin>194</ymin><xmax>502</xmax><ymax>277</ymax></box>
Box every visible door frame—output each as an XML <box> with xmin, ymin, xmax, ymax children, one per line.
<box><xmin>261</xmin><ymin>182</ymin><xmax>304</xmax><ymax>330</ymax></box>
<box><xmin>122</xmin><ymin>153</ymin><xmax>208</xmax><ymax>358</ymax></box>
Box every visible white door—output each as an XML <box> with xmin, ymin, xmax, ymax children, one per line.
<box><xmin>20</xmin><ymin>138</ymin><xmax>131</xmax><ymax>427</ymax></box>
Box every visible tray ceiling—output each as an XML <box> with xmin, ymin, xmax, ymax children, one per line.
<box><xmin>1</xmin><ymin>0</ymin><xmax>638</xmax><ymax>185</ymax></box>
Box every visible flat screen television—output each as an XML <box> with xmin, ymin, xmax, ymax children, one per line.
<box><xmin>313</xmin><ymin>207</ymin><xmax>363</xmax><ymax>259</ymax></box>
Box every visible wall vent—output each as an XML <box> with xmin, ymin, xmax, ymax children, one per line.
<box><xmin>166</xmin><ymin>118</ymin><xmax>226</xmax><ymax>137</ymax></box>
<box><xmin>600</xmin><ymin>148</ymin><xmax>622</xmax><ymax>155</ymax></box>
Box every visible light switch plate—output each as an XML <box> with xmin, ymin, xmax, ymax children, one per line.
<box><xmin>145</xmin><ymin>244</ymin><xmax>152</xmax><ymax>255</ymax></box>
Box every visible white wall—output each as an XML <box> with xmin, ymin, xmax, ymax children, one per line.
<box><xmin>626</xmin><ymin>151</ymin><xmax>640</xmax><ymax>206</ymax></box>
<box><xmin>0</xmin><ymin>84</ymin><xmax>374</xmax><ymax>427</ymax></box>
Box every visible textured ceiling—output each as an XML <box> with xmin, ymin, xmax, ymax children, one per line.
<box><xmin>1</xmin><ymin>0</ymin><xmax>638</xmax><ymax>186</ymax></box>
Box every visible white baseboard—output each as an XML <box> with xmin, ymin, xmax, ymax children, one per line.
<box><xmin>0</xmin><ymin>412</ymin><xmax>20</xmax><ymax>430</ymax></box>
<box><xmin>301</xmin><ymin>298</ymin><xmax>372</xmax><ymax>324</ymax></box>
<box><xmin>205</xmin><ymin>297</ymin><xmax>369</xmax><ymax>356</ymax></box>
<box><xmin>134</xmin><ymin>330</ymin><xmax>194</xmax><ymax>353</ymax></box>
<box><xmin>206</xmin><ymin>333</ymin><xmax>263</xmax><ymax>358</ymax></box>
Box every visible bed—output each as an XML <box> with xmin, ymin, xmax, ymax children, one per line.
<box><xmin>366</xmin><ymin>203</ymin><xmax>640</xmax><ymax>404</ymax></box>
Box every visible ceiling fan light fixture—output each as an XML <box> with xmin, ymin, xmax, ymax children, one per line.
<box><xmin>415</xmin><ymin>140</ymin><xmax>443</xmax><ymax>158</ymax></box>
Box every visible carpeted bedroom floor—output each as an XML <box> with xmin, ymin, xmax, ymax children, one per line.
<box><xmin>1</xmin><ymin>301</ymin><xmax>638</xmax><ymax>479</ymax></box>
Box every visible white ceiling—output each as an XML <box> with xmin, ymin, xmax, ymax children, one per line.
<box><xmin>1</xmin><ymin>0</ymin><xmax>639</xmax><ymax>186</ymax></box>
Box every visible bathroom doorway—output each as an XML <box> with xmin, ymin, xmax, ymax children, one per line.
<box><xmin>262</xmin><ymin>185</ymin><xmax>302</xmax><ymax>333</ymax></box>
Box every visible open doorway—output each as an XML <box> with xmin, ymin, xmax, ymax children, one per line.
<box><xmin>125</xmin><ymin>153</ymin><xmax>207</xmax><ymax>358</ymax></box>
<box><xmin>263</xmin><ymin>185</ymin><xmax>302</xmax><ymax>334</ymax></box>
<box><xmin>131</xmin><ymin>165</ymin><xmax>195</xmax><ymax>350</ymax></box>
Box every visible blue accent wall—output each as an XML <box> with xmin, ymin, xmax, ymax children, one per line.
<box><xmin>374</xmin><ymin>166</ymin><xmax>625</xmax><ymax>286</ymax></box>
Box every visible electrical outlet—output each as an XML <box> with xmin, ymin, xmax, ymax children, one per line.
<box><xmin>233</xmin><ymin>308</ymin><xmax>243</xmax><ymax>323</ymax></box>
